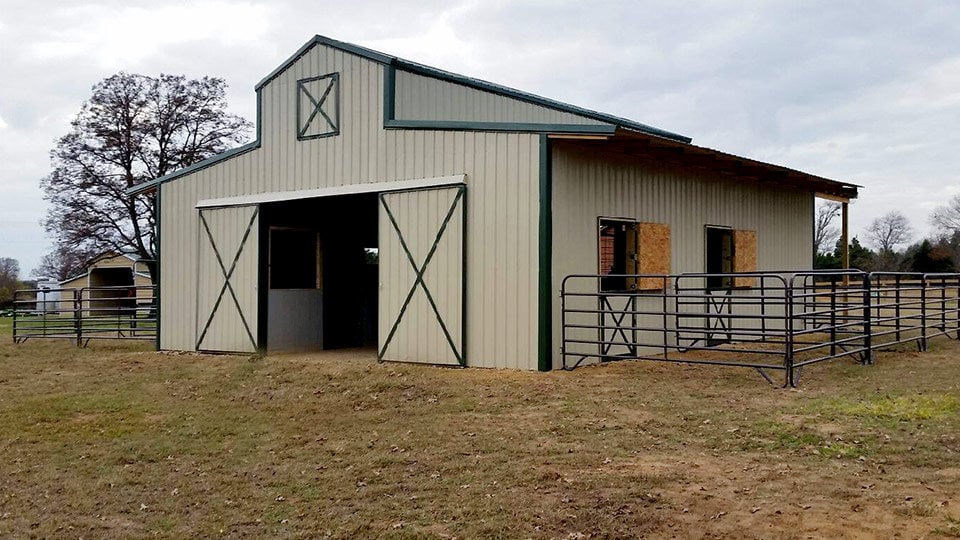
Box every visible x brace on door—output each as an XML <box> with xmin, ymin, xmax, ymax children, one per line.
<box><xmin>196</xmin><ymin>207</ymin><xmax>259</xmax><ymax>351</ymax></box>
<box><xmin>378</xmin><ymin>187</ymin><xmax>465</xmax><ymax>365</ymax></box>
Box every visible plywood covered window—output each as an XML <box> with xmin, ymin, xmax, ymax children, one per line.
<box><xmin>705</xmin><ymin>226</ymin><xmax>757</xmax><ymax>288</ymax></box>
<box><xmin>598</xmin><ymin>218</ymin><xmax>671</xmax><ymax>292</ymax></box>
<box><xmin>269</xmin><ymin>228</ymin><xmax>321</xmax><ymax>289</ymax></box>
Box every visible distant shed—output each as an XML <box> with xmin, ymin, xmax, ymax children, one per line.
<box><xmin>59</xmin><ymin>252</ymin><xmax>153</xmax><ymax>311</ymax></box>
<box><xmin>128</xmin><ymin>35</ymin><xmax>858</xmax><ymax>370</ymax></box>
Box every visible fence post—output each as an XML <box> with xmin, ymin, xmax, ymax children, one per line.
<box><xmin>863</xmin><ymin>276</ymin><xmax>873</xmax><ymax>365</ymax></box>
<box><xmin>74</xmin><ymin>291</ymin><xmax>82</xmax><ymax>347</ymax></box>
<box><xmin>829</xmin><ymin>276</ymin><xmax>837</xmax><ymax>357</ymax></box>
<box><xmin>784</xmin><ymin>281</ymin><xmax>795</xmax><ymax>387</ymax></box>
<box><xmin>895</xmin><ymin>274</ymin><xmax>902</xmax><ymax>342</ymax></box>
<box><xmin>560</xmin><ymin>280</ymin><xmax>567</xmax><ymax>370</ymax></box>
<box><xmin>11</xmin><ymin>291</ymin><xmax>18</xmax><ymax>343</ymax></box>
<box><xmin>920</xmin><ymin>275</ymin><xmax>928</xmax><ymax>352</ymax></box>
<box><xmin>955</xmin><ymin>276</ymin><xmax>960</xmax><ymax>339</ymax></box>
<box><xmin>661</xmin><ymin>281</ymin><xmax>669</xmax><ymax>359</ymax></box>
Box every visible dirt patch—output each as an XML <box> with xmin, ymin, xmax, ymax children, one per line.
<box><xmin>0</xmin><ymin>333</ymin><xmax>958</xmax><ymax>537</ymax></box>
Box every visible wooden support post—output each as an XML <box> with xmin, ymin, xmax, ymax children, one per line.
<box><xmin>841</xmin><ymin>202</ymin><xmax>849</xmax><ymax>269</ymax></box>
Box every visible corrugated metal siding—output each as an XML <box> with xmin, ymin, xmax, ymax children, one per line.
<box><xmin>550</xmin><ymin>143</ymin><xmax>814</xmax><ymax>368</ymax></box>
<box><xmin>394</xmin><ymin>69</ymin><xmax>606</xmax><ymax>126</ymax></box>
<box><xmin>159</xmin><ymin>45</ymin><xmax>540</xmax><ymax>370</ymax></box>
<box><xmin>379</xmin><ymin>187</ymin><xmax>464</xmax><ymax>365</ymax></box>
<box><xmin>195</xmin><ymin>205</ymin><xmax>259</xmax><ymax>353</ymax></box>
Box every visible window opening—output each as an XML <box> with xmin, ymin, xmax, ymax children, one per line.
<box><xmin>269</xmin><ymin>227</ymin><xmax>320</xmax><ymax>289</ymax></box>
<box><xmin>598</xmin><ymin>219</ymin><xmax>638</xmax><ymax>292</ymax></box>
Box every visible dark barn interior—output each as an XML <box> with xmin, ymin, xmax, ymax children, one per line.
<box><xmin>260</xmin><ymin>194</ymin><xmax>378</xmax><ymax>351</ymax></box>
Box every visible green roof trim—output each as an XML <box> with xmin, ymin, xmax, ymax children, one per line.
<box><xmin>384</xmin><ymin>119</ymin><xmax>617</xmax><ymax>135</ymax></box>
<box><xmin>127</xmin><ymin>142</ymin><xmax>258</xmax><ymax>195</ymax></box>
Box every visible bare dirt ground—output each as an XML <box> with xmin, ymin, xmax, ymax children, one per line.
<box><xmin>0</xmin><ymin>322</ymin><xmax>958</xmax><ymax>538</ymax></box>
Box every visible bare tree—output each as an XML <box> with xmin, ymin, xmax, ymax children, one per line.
<box><xmin>814</xmin><ymin>201</ymin><xmax>841</xmax><ymax>254</ymax></box>
<box><xmin>40</xmin><ymin>73</ymin><xmax>252</xmax><ymax>284</ymax></box>
<box><xmin>865</xmin><ymin>211</ymin><xmax>913</xmax><ymax>254</ymax></box>
<box><xmin>931</xmin><ymin>194</ymin><xmax>960</xmax><ymax>235</ymax></box>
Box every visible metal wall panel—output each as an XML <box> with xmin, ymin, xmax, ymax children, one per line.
<box><xmin>195</xmin><ymin>205</ymin><xmax>259</xmax><ymax>353</ymax></box>
<box><xmin>158</xmin><ymin>44</ymin><xmax>541</xmax><ymax>369</ymax></box>
<box><xmin>378</xmin><ymin>186</ymin><xmax>464</xmax><ymax>365</ymax></box>
<box><xmin>393</xmin><ymin>69</ymin><xmax>605</xmax><ymax>126</ymax></box>
<box><xmin>550</xmin><ymin>143</ymin><xmax>814</xmax><ymax>368</ymax></box>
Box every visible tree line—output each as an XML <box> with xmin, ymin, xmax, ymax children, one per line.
<box><xmin>814</xmin><ymin>198</ymin><xmax>960</xmax><ymax>273</ymax></box>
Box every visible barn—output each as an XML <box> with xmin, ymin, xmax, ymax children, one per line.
<box><xmin>128</xmin><ymin>35</ymin><xmax>858</xmax><ymax>371</ymax></box>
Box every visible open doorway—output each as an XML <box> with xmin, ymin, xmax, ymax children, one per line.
<box><xmin>260</xmin><ymin>193</ymin><xmax>378</xmax><ymax>352</ymax></box>
<box><xmin>705</xmin><ymin>226</ymin><xmax>733</xmax><ymax>289</ymax></box>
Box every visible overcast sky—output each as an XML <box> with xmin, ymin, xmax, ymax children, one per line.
<box><xmin>1</xmin><ymin>1</ymin><xmax>959</xmax><ymax>276</ymax></box>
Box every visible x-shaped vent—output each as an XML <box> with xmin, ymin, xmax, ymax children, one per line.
<box><xmin>297</xmin><ymin>73</ymin><xmax>339</xmax><ymax>140</ymax></box>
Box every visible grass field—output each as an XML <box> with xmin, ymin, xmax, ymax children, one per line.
<box><xmin>0</xmin><ymin>323</ymin><xmax>958</xmax><ymax>538</ymax></box>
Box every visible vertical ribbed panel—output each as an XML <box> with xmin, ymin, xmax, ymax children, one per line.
<box><xmin>379</xmin><ymin>187</ymin><xmax>464</xmax><ymax>365</ymax></box>
<box><xmin>195</xmin><ymin>205</ymin><xmax>259</xmax><ymax>353</ymax></box>
<box><xmin>158</xmin><ymin>45</ymin><xmax>541</xmax><ymax>369</ymax></box>
<box><xmin>393</xmin><ymin>70</ymin><xmax>603</xmax><ymax>126</ymax></box>
<box><xmin>550</xmin><ymin>143</ymin><xmax>814</xmax><ymax>368</ymax></box>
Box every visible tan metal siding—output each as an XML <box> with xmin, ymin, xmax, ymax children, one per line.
<box><xmin>394</xmin><ymin>69</ymin><xmax>607</xmax><ymax>126</ymax></box>
<box><xmin>550</xmin><ymin>143</ymin><xmax>814</xmax><ymax>368</ymax></box>
<box><xmin>159</xmin><ymin>45</ymin><xmax>540</xmax><ymax>370</ymax></box>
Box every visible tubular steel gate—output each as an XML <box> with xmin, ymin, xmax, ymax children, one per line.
<box><xmin>11</xmin><ymin>285</ymin><xmax>157</xmax><ymax>346</ymax></box>
<box><xmin>561</xmin><ymin>271</ymin><xmax>960</xmax><ymax>386</ymax></box>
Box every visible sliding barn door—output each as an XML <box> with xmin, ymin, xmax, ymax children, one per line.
<box><xmin>196</xmin><ymin>205</ymin><xmax>260</xmax><ymax>353</ymax></box>
<box><xmin>378</xmin><ymin>186</ymin><xmax>466</xmax><ymax>365</ymax></box>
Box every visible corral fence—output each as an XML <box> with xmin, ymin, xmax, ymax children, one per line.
<box><xmin>561</xmin><ymin>270</ymin><xmax>960</xmax><ymax>386</ymax></box>
<box><xmin>11</xmin><ymin>285</ymin><xmax>157</xmax><ymax>346</ymax></box>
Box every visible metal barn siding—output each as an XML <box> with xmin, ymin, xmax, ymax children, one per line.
<box><xmin>158</xmin><ymin>44</ymin><xmax>541</xmax><ymax>370</ymax></box>
<box><xmin>549</xmin><ymin>143</ymin><xmax>814</xmax><ymax>368</ymax></box>
<box><xmin>393</xmin><ymin>70</ymin><xmax>604</xmax><ymax>126</ymax></box>
<box><xmin>378</xmin><ymin>186</ymin><xmax>465</xmax><ymax>365</ymax></box>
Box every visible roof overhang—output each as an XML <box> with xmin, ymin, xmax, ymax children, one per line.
<box><xmin>556</xmin><ymin>129</ymin><xmax>859</xmax><ymax>200</ymax></box>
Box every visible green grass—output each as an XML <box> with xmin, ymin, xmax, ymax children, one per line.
<box><xmin>819</xmin><ymin>394</ymin><xmax>960</xmax><ymax>422</ymax></box>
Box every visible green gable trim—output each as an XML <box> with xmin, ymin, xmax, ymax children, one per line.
<box><xmin>255</xmin><ymin>35</ymin><xmax>393</xmax><ymax>91</ymax></box>
<box><xmin>385</xmin><ymin>119</ymin><xmax>617</xmax><ymax>135</ymax></box>
<box><xmin>127</xmin><ymin>141</ymin><xmax>258</xmax><ymax>195</ymax></box>
<box><xmin>538</xmin><ymin>134</ymin><xmax>553</xmax><ymax>372</ymax></box>
<box><xmin>383</xmin><ymin>64</ymin><xmax>396</xmax><ymax>122</ymax></box>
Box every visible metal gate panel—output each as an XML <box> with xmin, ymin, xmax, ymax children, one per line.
<box><xmin>196</xmin><ymin>205</ymin><xmax>260</xmax><ymax>353</ymax></box>
<box><xmin>378</xmin><ymin>186</ymin><xmax>465</xmax><ymax>365</ymax></box>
